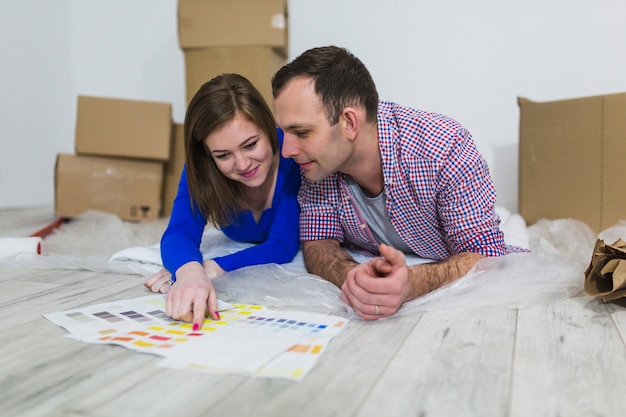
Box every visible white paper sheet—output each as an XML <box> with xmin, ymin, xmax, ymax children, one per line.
<box><xmin>44</xmin><ymin>294</ymin><xmax>348</xmax><ymax>381</ymax></box>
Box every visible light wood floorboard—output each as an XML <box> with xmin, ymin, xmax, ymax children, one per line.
<box><xmin>1</xmin><ymin>206</ymin><xmax>625</xmax><ymax>417</ymax></box>
<box><xmin>359</xmin><ymin>308</ymin><xmax>517</xmax><ymax>417</ymax></box>
<box><xmin>510</xmin><ymin>296</ymin><xmax>626</xmax><ymax>417</ymax></box>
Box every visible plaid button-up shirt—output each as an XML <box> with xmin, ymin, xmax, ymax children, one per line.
<box><xmin>298</xmin><ymin>101</ymin><xmax>515</xmax><ymax>260</ymax></box>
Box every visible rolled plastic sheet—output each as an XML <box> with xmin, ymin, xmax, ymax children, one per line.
<box><xmin>0</xmin><ymin>237</ymin><xmax>42</xmax><ymax>259</ymax></box>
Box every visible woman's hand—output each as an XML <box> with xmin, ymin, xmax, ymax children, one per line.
<box><xmin>202</xmin><ymin>259</ymin><xmax>226</xmax><ymax>280</ymax></box>
<box><xmin>144</xmin><ymin>260</ymin><xmax>226</xmax><ymax>330</ymax></box>
<box><xmin>144</xmin><ymin>268</ymin><xmax>175</xmax><ymax>294</ymax></box>
<box><xmin>165</xmin><ymin>261</ymin><xmax>222</xmax><ymax>330</ymax></box>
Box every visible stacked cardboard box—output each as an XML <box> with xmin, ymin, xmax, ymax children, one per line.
<box><xmin>55</xmin><ymin>96</ymin><xmax>173</xmax><ymax>221</ymax></box>
<box><xmin>518</xmin><ymin>92</ymin><xmax>626</xmax><ymax>233</ymax></box>
<box><xmin>162</xmin><ymin>123</ymin><xmax>186</xmax><ymax>217</ymax></box>
<box><xmin>178</xmin><ymin>0</ymin><xmax>288</xmax><ymax>106</ymax></box>
<box><xmin>55</xmin><ymin>2</ymin><xmax>288</xmax><ymax>222</ymax></box>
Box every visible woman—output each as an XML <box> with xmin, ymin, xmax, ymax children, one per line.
<box><xmin>145</xmin><ymin>74</ymin><xmax>300</xmax><ymax>330</ymax></box>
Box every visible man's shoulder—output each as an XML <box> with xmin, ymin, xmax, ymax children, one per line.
<box><xmin>377</xmin><ymin>101</ymin><xmax>469</xmax><ymax>159</ymax></box>
<box><xmin>378</xmin><ymin>100</ymin><xmax>465</xmax><ymax>132</ymax></box>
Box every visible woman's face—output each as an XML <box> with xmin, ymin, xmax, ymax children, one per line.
<box><xmin>204</xmin><ymin>112</ymin><xmax>275</xmax><ymax>189</ymax></box>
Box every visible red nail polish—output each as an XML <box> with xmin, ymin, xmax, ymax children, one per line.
<box><xmin>193</xmin><ymin>323</ymin><xmax>199</xmax><ymax>331</ymax></box>
<box><xmin>215</xmin><ymin>311</ymin><xmax>221</xmax><ymax>320</ymax></box>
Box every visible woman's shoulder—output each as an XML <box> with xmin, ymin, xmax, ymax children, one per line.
<box><xmin>276</xmin><ymin>127</ymin><xmax>285</xmax><ymax>151</ymax></box>
<box><xmin>276</xmin><ymin>128</ymin><xmax>298</xmax><ymax>170</ymax></box>
<box><xmin>278</xmin><ymin>155</ymin><xmax>300</xmax><ymax>189</ymax></box>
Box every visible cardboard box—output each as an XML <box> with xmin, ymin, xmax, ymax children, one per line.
<box><xmin>518</xmin><ymin>92</ymin><xmax>626</xmax><ymax>232</ymax></box>
<box><xmin>184</xmin><ymin>46</ymin><xmax>286</xmax><ymax>107</ymax></box>
<box><xmin>75</xmin><ymin>96</ymin><xmax>173</xmax><ymax>161</ymax></box>
<box><xmin>162</xmin><ymin>123</ymin><xmax>186</xmax><ymax>216</ymax></box>
<box><xmin>178</xmin><ymin>0</ymin><xmax>287</xmax><ymax>54</ymax></box>
<box><xmin>55</xmin><ymin>153</ymin><xmax>164</xmax><ymax>221</ymax></box>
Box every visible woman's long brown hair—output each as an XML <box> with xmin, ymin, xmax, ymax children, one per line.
<box><xmin>184</xmin><ymin>74</ymin><xmax>278</xmax><ymax>227</ymax></box>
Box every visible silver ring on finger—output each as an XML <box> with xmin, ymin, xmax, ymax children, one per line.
<box><xmin>375</xmin><ymin>305</ymin><xmax>380</xmax><ymax>315</ymax></box>
<box><xmin>165</xmin><ymin>279</ymin><xmax>174</xmax><ymax>286</ymax></box>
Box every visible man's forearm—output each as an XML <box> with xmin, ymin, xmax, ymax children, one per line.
<box><xmin>302</xmin><ymin>240</ymin><xmax>357</xmax><ymax>287</ymax></box>
<box><xmin>406</xmin><ymin>252</ymin><xmax>484</xmax><ymax>301</ymax></box>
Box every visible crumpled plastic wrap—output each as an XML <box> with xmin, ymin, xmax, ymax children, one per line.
<box><xmin>396</xmin><ymin>251</ymin><xmax>586</xmax><ymax>315</ymax></box>
<box><xmin>527</xmin><ymin>217</ymin><xmax>597</xmax><ymax>259</ymax></box>
<box><xmin>0</xmin><ymin>209</ymin><xmax>616</xmax><ymax>318</ymax></box>
<box><xmin>0</xmin><ymin>211</ymin><xmax>167</xmax><ymax>272</ymax></box>
<box><xmin>212</xmin><ymin>264</ymin><xmax>359</xmax><ymax>319</ymax></box>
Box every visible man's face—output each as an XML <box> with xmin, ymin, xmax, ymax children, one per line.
<box><xmin>273</xmin><ymin>77</ymin><xmax>350</xmax><ymax>182</ymax></box>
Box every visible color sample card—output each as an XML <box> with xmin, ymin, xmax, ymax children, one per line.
<box><xmin>44</xmin><ymin>294</ymin><xmax>234</xmax><ymax>341</ymax></box>
<box><xmin>159</xmin><ymin>308</ymin><xmax>347</xmax><ymax>378</ymax></box>
<box><xmin>44</xmin><ymin>294</ymin><xmax>348</xmax><ymax>381</ymax></box>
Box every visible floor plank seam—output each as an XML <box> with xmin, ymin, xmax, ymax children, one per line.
<box><xmin>349</xmin><ymin>314</ymin><xmax>424</xmax><ymax>417</ymax></box>
<box><xmin>608</xmin><ymin>306</ymin><xmax>626</xmax><ymax>350</ymax></box>
<box><xmin>504</xmin><ymin>308</ymin><xmax>519</xmax><ymax>417</ymax></box>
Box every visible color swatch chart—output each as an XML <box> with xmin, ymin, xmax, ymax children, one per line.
<box><xmin>44</xmin><ymin>294</ymin><xmax>348</xmax><ymax>381</ymax></box>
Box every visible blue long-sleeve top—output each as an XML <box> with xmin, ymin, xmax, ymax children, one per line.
<box><xmin>161</xmin><ymin>130</ymin><xmax>301</xmax><ymax>279</ymax></box>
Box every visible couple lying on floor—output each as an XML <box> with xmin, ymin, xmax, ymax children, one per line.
<box><xmin>144</xmin><ymin>46</ymin><xmax>522</xmax><ymax>330</ymax></box>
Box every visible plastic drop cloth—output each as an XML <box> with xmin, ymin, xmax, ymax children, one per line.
<box><xmin>0</xmin><ymin>210</ymin><xmax>168</xmax><ymax>272</ymax></box>
<box><xmin>1</xmin><ymin>209</ymin><xmax>619</xmax><ymax>318</ymax></box>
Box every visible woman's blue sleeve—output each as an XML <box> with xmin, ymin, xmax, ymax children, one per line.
<box><xmin>160</xmin><ymin>165</ymin><xmax>206</xmax><ymax>279</ymax></box>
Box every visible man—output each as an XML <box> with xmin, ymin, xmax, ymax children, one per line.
<box><xmin>272</xmin><ymin>46</ymin><xmax>516</xmax><ymax>320</ymax></box>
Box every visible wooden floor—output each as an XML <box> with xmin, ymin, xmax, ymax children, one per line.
<box><xmin>1</xmin><ymin>206</ymin><xmax>626</xmax><ymax>417</ymax></box>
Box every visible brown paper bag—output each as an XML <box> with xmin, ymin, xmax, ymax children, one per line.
<box><xmin>584</xmin><ymin>238</ymin><xmax>626</xmax><ymax>302</ymax></box>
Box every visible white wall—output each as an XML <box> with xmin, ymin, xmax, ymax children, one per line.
<box><xmin>0</xmin><ymin>0</ymin><xmax>186</xmax><ymax>209</ymax></box>
<box><xmin>288</xmin><ymin>0</ymin><xmax>626</xmax><ymax>210</ymax></box>
<box><xmin>1</xmin><ymin>1</ymin><xmax>72</xmax><ymax>208</ymax></box>
<box><xmin>2</xmin><ymin>0</ymin><xmax>625</xmax><ymax>212</ymax></box>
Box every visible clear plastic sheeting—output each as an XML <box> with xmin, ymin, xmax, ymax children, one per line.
<box><xmin>0</xmin><ymin>209</ymin><xmax>619</xmax><ymax>318</ymax></box>
<box><xmin>527</xmin><ymin>218</ymin><xmax>597</xmax><ymax>260</ymax></box>
<box><xmin>599</xmin><ymin>220</ymin><xmax>626</xmax><ymax>246</ymax></box>
<box><xmin>0</xmin><ymin>211</ymin><xmax>168</xmax><ymax>272</ymax></box>
<box><xmin>212</xmin><ymin>264</ymin><xmax>359</xmax><ymax>319</ymax></box>
<box><xmin>397</xmin><ymin>251</ymin><xmax>586</xmax><ymax>316</ymax></box>
<box><xmin>207</xmin><ymin>218</ymin><xmax>598</xmax><ymax>318</ymax></box>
